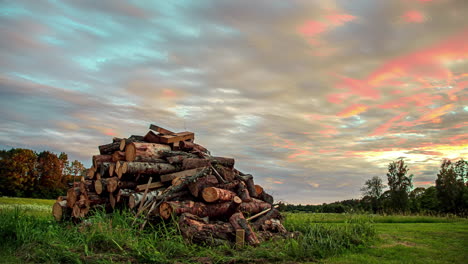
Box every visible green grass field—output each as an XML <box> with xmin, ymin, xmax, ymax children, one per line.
<box><xmin>1</xmin><ymin>197</ymin><xmax>467</xmax><ymax>264</ymax></box>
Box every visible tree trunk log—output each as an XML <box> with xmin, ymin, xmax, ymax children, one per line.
<box><xmin>112</xmin><ymin>151</ymin><xmax>126</xmax><ymax>162</ymax></box>
<box><xmin>166</xmin><ymin>155</ymin><xmax>187</xmax><ymax>164</ymax></box>
<box><xmin>229</xmin><ymin>212</ymin><xmax>259</xmax><ymax>246</ymax></box>
<box><xmin>98</xmin><ymin>142</ymin><xmax>121</xmax><ymax>155</ymax></box>
<box><xmin>135</xmin><ymin>181</ymin><xmax>163</xmax><ymax>192</ymax></box>
<box><xmin>117</xmin><ymin>189</ymin><xmax>133</xmax><ymax>203</ymax></box>
<box><xmin>66</xmin><ymin>187</ymin><xmax>80</xmax><ymax>208</ymax></box>
<box><xmin>240</xmin><ymin>199</ymin><xmax>272</xmax><ymax>215</ymax></box>
<box><xmin>202</xmin><ymin>187</ymin><xmax>237</xmax><ymax>203</ymax></box>
<box><xmin>92</xmin><ymin>155</ymin><xmax>112</xmax><ymax>168</ymax></box>
<box><xmin>182</xmin><ymin>158</ymin><xmax>210</xmax><ymax>170</ymax></box>
<box><xmin>124</xmin><ymin>162</ymin><xmax>177</xmax><ymax>175</ymax></box>
<box><xmin>119</xmin><ymin>135</ymin><xmax>145</xmax><ymax>151</ymax></box>
<box><xmin>128</xmin><ymin>190</ymin><xmax>161</xmax><ymax>209</ymax></box>
<box><xmin>237</xmin><ymin>174</ymin><xmax>257</xmax><ymax>198</ymax></box>
<box><xmin>52</xmin><ymin>200</ymin><xmax>69</xmax><ymax>221</ymax></box>
<box><xmin>188</xmin><ymin>175</ymin><xmax>218</xmax><ymax>197</ymax></box>
<box><xmin>94</xmin><ymin>178</ymin><xmax>108</xmax><ymax>195</ymax></box>
<box><xmin>125</xmin><ymin>142</ymin><xmax>171</xmax><ymax>162</ymax></box>
<box><xmin>99</xmin><ymin>162</ymin><xmax>112</xmax><ymax>177</ymax></box>
<box><xmin>158</xmin><ymin>150</ymin><xmax>198</xmax><ymax>159</ymax></box>
<box><xmin>237</xmin><ymin>181</ymin><xmax>252</xmax><ymax>202</ymax></box>
<box><xmin>210</xmin><ymin>157</ymin><xmax>235</xmax><ymax>168</ymax></box>
<box><xmin>118</xmin><ymin>181</ymin><xmax>138</xmax><ymax>190</ymax></box>
<box><xmin>160</xmin><ymin>197</ymin><xmax>242</xmax><ymax>220</ymax></box>
<box><xmin>86</xmin><ymin>167</ymin><xmax>96</xmax><ymax>179</ymax></box>
<box><xmin>179</xmin><ymin>213</ymin><xmax>234</xmax><ymax>245</ymax></box>
<box><xmin>160</xmin><ymin>168</ymin><xmax>201</xmax><ymax>183</ymax></box>
<box><xmin>109</xmin><ymin>163</ymin><xmax>116</xmax><ymax>177</ymax></box>
<box><xmin>106</xmin><ymin>177</ymin><xmax>119</xmax><ymax>193</ymax></box>
<box><xmin>179</xmin><ymin>141</ymin><xmax>208</xmax><ymax>153</ymax></box>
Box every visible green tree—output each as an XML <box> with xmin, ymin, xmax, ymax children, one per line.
<box><xmin>419</xmin><ymin>186</ymin><xmax>439</xmax><ymax>212</ymax></box>
<box><xmin>386</xmin><ymin>159</ymin><xmax>413</xmax><ymax>213</ymax></box>
<box><xmin>409</xmin><ymin>187</ymin><xmax>426</xmax><ymax>213</ymax></box>
<box><xmin>360</xmin><ymin>176</ymin><xmax>386</xmax><ymax>213</ymax></box>
<box><xmin>436</xmin><ymin>159</ymin><xmax>467</xmax><ymax>214</ymax></box>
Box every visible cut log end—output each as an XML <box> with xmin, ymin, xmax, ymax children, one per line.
<box><xmin>52</xmin><ymin>201</ymin><xmax>66</xmax><ymax>221</ymax></box>
<box><xmin>125</xmin><ymin>143</ymin><xmax>136</xmax><ymax>162</ymax></box>
<box><xmin>159</xmin><ymin>202</ymin><xmax>173</xmax><ymax>220</ymax></box>
<box><xmin>95</xmin><ymin>180</ymin><xmax>103</xmax><ymax>195</ymax></box>
<box><xmin>202</xmin><ymin>187</ymin><xmax>218</xmax><ymax>203</ymax></box>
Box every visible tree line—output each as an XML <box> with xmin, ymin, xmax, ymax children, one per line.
<box><xmin>279</xmin><ymin>158</ymin><xmax>468</xmax><ymax>216</ymax></box>
<box><xmin>0</xmin><ymin>148</ymin><xmax>85</xmax><ymax>199</ymax></box>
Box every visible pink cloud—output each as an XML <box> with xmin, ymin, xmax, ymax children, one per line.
<box><xmin>403</xmin><ymin>10</ymin><xmax>426</xmax><ymax>23</ymax></box>
<box><xmin>371</xmin><ymin>112</ymin><xmax>408</xmax><ymax>136</ymax></box>
<box><xmin>298</xmin><ymin>21</ymin><xmax>327</xmax><ymax>37</ymax></box>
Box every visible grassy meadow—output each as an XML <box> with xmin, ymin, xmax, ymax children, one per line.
<box><xmin>0</xmin><ymin>197</ymin><xmax>467</xmax><ymax>264</ymax></box>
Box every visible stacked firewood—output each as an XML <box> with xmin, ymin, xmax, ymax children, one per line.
<box><xmin>52</xmin><ymin>124</ymin><xmax>287</xmax><ymax>245</ymax></box>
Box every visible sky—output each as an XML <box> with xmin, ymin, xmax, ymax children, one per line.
<box><xmin>0</xmin><ymin>0</ymin><xmax>467</xmax><ymax>204</ymax></box>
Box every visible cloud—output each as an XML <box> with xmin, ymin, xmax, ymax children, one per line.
<box><xmin>0</xmin><ymin>0</ymin><xmax>467</xmax><ymax>204</ymax></box>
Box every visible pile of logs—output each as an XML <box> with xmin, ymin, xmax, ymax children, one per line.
<box><xmin>52</xmin><ymin>124</ymin><xmax>287</xmax><ymax>246</ymax></box>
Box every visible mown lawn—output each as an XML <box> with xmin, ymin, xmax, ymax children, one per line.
<box><xmin>0</xmin><ymin>197</ymin><xmax>467</xmax><ymax>263</ymax></box>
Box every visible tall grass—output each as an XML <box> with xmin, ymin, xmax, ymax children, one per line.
<box><xmin>0</xmin><ymin>208</ymin><xmax>378</xmax><ymax>263</ymax></box>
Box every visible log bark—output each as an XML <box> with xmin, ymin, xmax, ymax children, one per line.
<box><xmin>237</xmin><ymin>181</ymin><xmax>252</xmax><ymax>202</ymax></box>
<box><xmin>179</xmin><ymin>141</ymin><xmax>208</xmax><ymax>153</ymax></box>
<box><xmin>112</xmin><ymin>151</ymin><xmax>126</xmax><ymax>162</ymax></box>
<box><xmin>210</xmin><ymin>157</ymin><xmax>235</xmax><ymax>168</ymax></box>
<box><xmin>229</xmin><ymin>212</ymin><xmax>259</xmax><ymax>246</ymax></box>
<box><xmin>182</xmin><ymin>158</ymin><xmax>210</xmax><ymax>170</ymax></box>
<box><xmin>98</xmin><ymin>142</ymin><xmax>121</xmax><ymax>155</ymax></box>
<box><xmin>240</xmin><ymin>199</ymin><xmax>272</xmax><ymax>215</ymax></box>
<box><xmin>135</xmin><ymin>181</ymin><xmax>163</xmax><ymax>192</ymax></box>
<box><xmin>143</xmin><ymin>130</ymin><xmax>161</xmax><ymax>143</ymax></box>
<box><xmin>125</xmin><ymin>142</ymin><xmax>171</xmax><ymax>162</ymax></box>
<box><xmin>202</xmin><ymin>187</ymin><xmax>237</xmax><ymax>203</ymax></box>
<box><xmin>159</xmin><ymin>197</ymin><xmax>241</xmax><ymax>220</ymax></box>
<box><xmin>129</xmin><ymin>190</ymin><xmax>160</xmax><ymax>209</ymax></box>
<box><xmin>160</xmin><ymin>168</ymin><xmax>202</xmax><ymax>183</ymax></box>
<box><xmin>124</xmin><ymin>162</ymin><xmax>177</xmax><ymax>175</ymax></box>
<box><xmin>157</xmin><ymin>132</ymin><xmax>194</xmax><ymax>144</ymax></box>
<box><xmin>66</xmin><ymin>187</ymin><xmax>80</xmax><ymax>208</ymax></box>
<box><xmin>117</xmin><ymin>189</ymin><xmax>133</xmax><ymax>203</ymax></box>
<box><xmin>179</xmin><ymin>213</ymin><xmax>234</xmax><ymax>245</ymax></box>
<box><xmin>237</xmin><ymin>174</ymin><xmax>257</xmax><ymax>198</ymax></box>
<box><xmin>158</xmin><ymin>150</ymin><xmax>198</xmax><ymax>159</ymax></box>
<box><xmin>119</xmin><ymin>135</ymin><xmax>145</xmax><ymax>151</ymax></box>
<box><xmin>216</xmin><ymin>166</ymin><xmax>236</xmax><ymax>182</ymax></box>
<box><xmin>149</xmin><ymin>124</ymin><xmax>175</xmax><ymax>135</ymax></box>
<box><xmin>118</xmin><ymin>181</ymin><xmax>138</xmax><ymax>190</ymax></box>
<box><xmin>79</xmin><ymin>180</ymin><xmax>94</xmax><ymax>194</ymax></box>
<box><xmin>52</xmin><ymin>200</ymin><xmax>69</xmax><ymax>221</ymax></box>
<box><xmin>92</xmin><ymin>155</ymin><xmax>112</xmax><ymax>168</ymax></box>
<box><xmin>258</xmin><ymin>191</ymin><xmax>274</xmax><ymax>204</ymax></box>
<box><xmin>99</xmin><ymin>162</ymin><xmax>112</xmax><ymax>177</ymax></box>
<box><xmin>166</xmin><ymin>155</ymin><xmax>186</xmax><ymax>164</ymax></box>
<box><xmin>251</xmin><ymin>209</ymin><xmax>282</xmax><ymax>231</ymax></box>
<box><xmin>188</xmin><ymin>175</ymin><xmax>218</xmax><ymax>197</ymax></box>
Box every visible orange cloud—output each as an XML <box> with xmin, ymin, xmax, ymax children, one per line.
<box><xmin>416</xmin><ymin>104</ymin><xmax>454</xmax><ymax>123</ymax></box>
<box><xmin>371</xmin><ymin>112</ymin><xmax>408</xmax><ymax>136</ymax></box>
<box><xmin>273</xmin><ymin>181</ymin><xmax>284</xmax><ymax>184</ymax></box>
<box><xmin>288</xmin><ymin>150</ymin><xmax>312</xmax><ymax>159</ymax></box>
<box><xmin>338</xmin><ymin>104</ymin><xmax>369</xmax><ymax>117</ymax></box>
